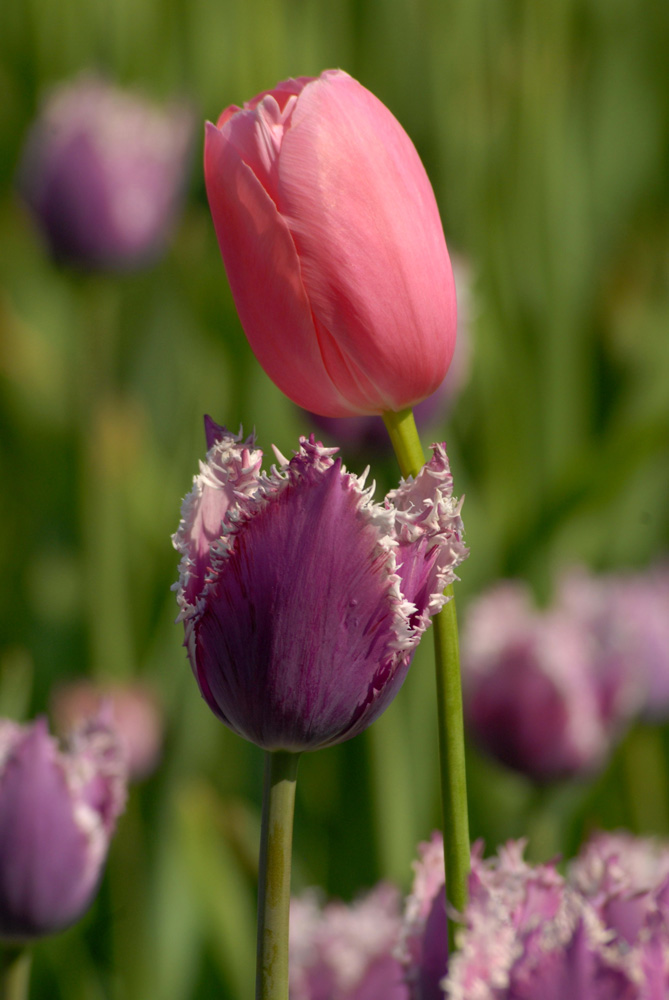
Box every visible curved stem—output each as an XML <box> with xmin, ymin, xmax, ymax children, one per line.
<box><xmin>256</xmin><ymin>750</ymin><xmax>300</xmax><ymax>1000</ymax></box>
<box><xmin>383</xmin><ymin>408</ymin><xmax>470</xmax><ymax>950</ymax></box>
<box><xmin>0</xmin><ymin>946</ymin><xmax>31</xmax><ymax>1000</ymax></box>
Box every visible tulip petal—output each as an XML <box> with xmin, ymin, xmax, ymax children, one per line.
<box><xmin>204</xmin><ymin>122</ymin><xmax>356</xmax><ymax>416</ymax></box>
<box><xmin>0</xmin><ymin>719</ymin><xmax>125</xmax><ymax>939</ymax></box>
<box><xmin>193</xmin><ymin>460</ymin><xmax>407</xmax><ymax>750</ymax></box>
<box><xmin>277</xmin><ymin>71</ymin><xmax>457</xmax><ymax>413</ymax></box>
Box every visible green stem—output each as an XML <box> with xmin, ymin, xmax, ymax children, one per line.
<box><xmin>0</xmin><ymin>946</ymin><xmax>31</xmax><ymax>1000</ymax></box>
<box><xmin>383</xmin><ymin>407</ymin><xmax>470</xmax><ymax>951</ymax></box>
<box><xmin>256</xmin><ymin>750</ymin><xmax>300</xmax><ymax>1000</ymax></box>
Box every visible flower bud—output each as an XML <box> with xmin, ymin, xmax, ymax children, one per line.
<box><xmin>18</xmin><ymin>74</ymin><xmax>192</xmax><ymax>270</ymax></box>
<box><xmin>0</xmin><ymin>715</ymin><xmax>126</xmax><ymax>941</ymax></box>
<box><xmin>462</xmin><ymin>581</ymin><xmax>634</xmax><ymax>782</ymax></box>
<box><xmin>173</xmin><ymin>419</ymin><xmax>467</xmax><ymax>751</ymax></box>
<box><xmin>204</xmin><ymin>70</ymin><xmax>457</xmax><ymax>417</ymax></box>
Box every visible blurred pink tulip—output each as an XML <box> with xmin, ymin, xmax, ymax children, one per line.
<box><xmin>52</xmin><ymin>681</ymin><xmax>163</xmax><ymax>781</ymax></box>
<box><xmin>205</xmin><ymin>69</ymin><xmax>457</xmax><ymax>418</ymax></box>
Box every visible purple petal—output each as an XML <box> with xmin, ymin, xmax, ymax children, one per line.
<box><xmin>192</xmin><ymin>459</ymin><xmax>404</xmax><ymax>750</ymax></box>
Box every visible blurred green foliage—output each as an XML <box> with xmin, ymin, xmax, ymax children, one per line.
<box><xmin>1</xmin><ymin>0</ymin><xmax>668</xmax><ymax>996</ymax></box>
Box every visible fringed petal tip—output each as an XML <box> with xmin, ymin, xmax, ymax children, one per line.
<box><xmin>386</xmin><ymin>441</ymin><xmax>468</xmax><ymax>640</ymax></box>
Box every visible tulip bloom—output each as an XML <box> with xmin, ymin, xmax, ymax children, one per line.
<box><xmin>18</xmin><ymin>74</ymin><xmax>192</xmax><ymax>270</ymax></box>
<box><xmin>172</xmin><ymin>418</ymin><xmax>467</xmax><ymax>751</ymax></box>
<box><xmin>0</xmin><ymin>716</ymin><xmax>126</xmax><ymax>941</ymax></box>
<box><xmin>401</xmin><ymin>833</ymin><xmax>667</xmax><ymax>999</ymax></box>
<box><xmin>462</xmin><ymin>581</ymin><xmax>639</xmax><ymax>782</ymax></box>
<box><xmin>290</xmin><ymin>884</ymin><xmax>408</xmax><ymax>1000</ymax></box>
<box><xmin>204</xmin><ymin>70</ymin><xmax>457</xmax><ymax>418</ymax></box>
<box><xmin>51</xmin><ymin>680</ymin><xmax>163</xmax><ymax>781</ymax></box>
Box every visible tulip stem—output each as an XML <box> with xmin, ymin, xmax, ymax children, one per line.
<box><xmin>256</xmin><ymin>750</ymin><xmax>300</xmax><ymax>1000</ymax></box>
<box><xmin>383</xmin><ymin>407</ymin><xmax>470</xmax><ymax>950</ymax></box>
<box><xmin>0</xmin><ymin>946</ymin><xmax>31</xmax><ymax>1000</ymax></box>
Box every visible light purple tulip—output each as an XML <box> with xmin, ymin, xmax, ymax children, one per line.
<box><xmin>172</xmin><ymin>418</ymin><xmax>467</xmax><ymax>751</ymax></box>
<box><xmin>462</xmin><ymin>581</ymin><xmax>620</xmax><ymax>782</ymax></box>
<box><xmin>0</xmin><ymin>715</ymin><xmax>126</xmax><ymax>941</ymax></box>
<box><xmin>290</xmin><ymin>884</ymin><xmax>409</xmax><ymax>1000</ymax></box>
<box><xmin>556</xmin><ymin>565</ymin><xmax>669</xmax><ymax>723</ymax></box>
<box><xmin>554</xmin><ymin>568</ymin><xmax>645</xmax><ymax>730</ymax></box>
<box><xmin>398</xmin><ymin>833</ymin><xmax>449</xmax><ymax>1000</ymax></box>
<box><xmin>402</xmin><ymin>834</ymin><xmax>654</xmax><ymax>999</ymax></box>
<box><xmin>18</xmin><ymin>74</ymin><xmax>192</xmax><ymax>270</ymax></box>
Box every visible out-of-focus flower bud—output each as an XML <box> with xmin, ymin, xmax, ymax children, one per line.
<box><xmin>0</xmin><ymin>715</ymin><xmax>126</xmax><ymax>941</ymax></box>
<box><xmin>18</xmin><ymin>74</ymin><xmax>192</xmax><ymax>270</ymax></box>
<box><xmin>554</xmin><ymin>567</ymin><xmax>645</xmax><ymax>729</ymax></box>
<box><xmin>205</xmin><ymin>69</ymin><xmax>457</xmax><ymax>417</ymax></box>
<box><xmin>556</xmin><ymin>565</ymin><xmax>669</xmax><ymax>723</ymax></box>
<box><xmin>290</xmin><ymin>884</ymin><xmax>408</xmax><ymax>999</ymax></box>
<box><xmin>51</xmin><ymin>680</ymin><xmax>163</xmax><ymax>781</ymax></box>
<box><xmin>462</xmin><ymin>581</ymin><xmax>628</xmax><ymax>782</ymax></box>
<box><xmin>172</xmin><ymin>419</ymin><xmax>467</xmax><ymax>752</ymax></box>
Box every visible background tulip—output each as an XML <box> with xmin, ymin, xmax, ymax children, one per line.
<box><xmin>51</xmin><ymin>680</ymin><xmax>164</xmax><ymax>781</ymax></box>
<box><xmin>204</xmin><ymin>69</ymin><xmax>457</xmax><ymax>418</ymax></box>
<box><xmin>402</xmin><ymin>833</ymin><xmax>669</xmax><ymax>999</ymax></box>
<box><xmin>462</xmin><ymin>580</ymin><xmax>639</xmax><ymax>782</ymax></box>
<box><xmin>0</xmin><ymin>716</ymin><xmax>126</xmax><ymax>941</ymax></box>
<box><xmin>18</xmin><ymin>74</ymin><xmax>192</xmax><ymax>271</ymax></box>
<box><xmin>173</xmin><ymin>419</ymin><xmax>467</xmax><ymax>752</ymax></box>
<box><xmin>289</xmin><ymin>884</ymin><xmax>408</xmax><ymax>1000</ymax></box>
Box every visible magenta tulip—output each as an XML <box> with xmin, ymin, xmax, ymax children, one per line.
<box><xmin>0</xmin><ymin>716</ymin><xmax>126</xmax><ymax>941</ymax></box>
<box><xmin>172</xmin><ymin>418</ymin><xmax>467</xmax><ymax>751</ymax></box>
<box><xmin>204</xmin><ymin>70</ymin><xmax>457</xmax><ymax>418</ymax></box>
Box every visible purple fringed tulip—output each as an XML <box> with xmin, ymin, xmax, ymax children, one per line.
<box><xmin>401</xmin><ymin>833</ymin><xmax>659</xmax><ymax>999</ymax></box>
<box><xmin>399</xmin><ymin>834</ymin><xmax>449</xmax><ymax>1000</ymax></box>
<box><xmin>18</xmin><ymin>74</ymin><xmax>192</xmax><ymax>270</ymax></box>
<box><xmin>172</xmin><ymin>419</ymin><xmax>467</xmax><ymax>751</ymax></box>
<box><xmin>571</xmin><ymin>831</ymin><xmax>669</xmax><ymax>952</ymax></box>
<box><xmin>204</xmin><ymin>69</ymin><xmax>457</xmax><ymax>418</ymax></box>
<box><xmin>290</xmin><ymin>884</ymin><xmax>409</xmax><ymax>999</ymax></box>
<box><xmin>0</xmin><ymin>715</ymin><xmax>126</xmax><ymax>941</ymax></box>
<box><xmin>462</xmin><ymin>580</ymin><xmax>637</xmax><ymax>782</ymax></box>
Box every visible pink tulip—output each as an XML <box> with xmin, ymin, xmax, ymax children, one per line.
<box><xmin>204</xmin><ymin>70</ymin><xmax>457</xmax><ymax>418</ymax></box>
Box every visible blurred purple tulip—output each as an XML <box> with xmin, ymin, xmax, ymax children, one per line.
<box><xmin>18</xmin><ymin>74</ymin><xmax>192</xmax><ymax>270</ymax></box>
<box><xmin>0</xmin><ymin>715</ymin><xmax>126</xmax><ymax>941</ymax></box>
<box><xmin>172</xmin><ymin>419</ymin><xmax>467</xmax><ymax>751</ymax></box>
<box><xmin>290</xmin><ymin>884</ymin><xmax>408</xmax><ymax>1000</ymax></box>
<box><xmin>462</xmin><ymin>581</ymin><xmax>626</xmax><ymax>782</ymax></box>
<box><xmin>556</xmin><ymin>565</ymin><xmax>669</xmax><ymax>723</ymax></box>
